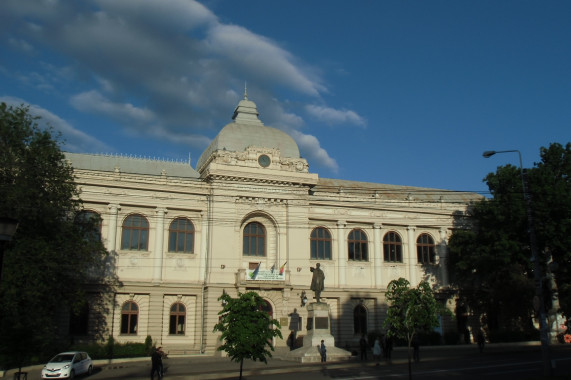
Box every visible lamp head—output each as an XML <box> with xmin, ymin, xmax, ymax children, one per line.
<box><xmin>482</xmin><ymin>150</ymin><xmax>497</xmax><ymax>158</ymax></box>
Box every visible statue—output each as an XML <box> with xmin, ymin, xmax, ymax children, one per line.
<box><xmin>310</xmin><ymin>263</ymin><xmax>325</xmax><ymax>303</ymax></box>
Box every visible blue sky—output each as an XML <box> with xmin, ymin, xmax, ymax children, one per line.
<box><xmin>1</xmin><ymin>0</ymin><xmax>569</xmax><ymax>195</ymax></box>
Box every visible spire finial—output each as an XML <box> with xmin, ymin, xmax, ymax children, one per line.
<box><xmin>244</xmin><ymin>81</ymin><xmax>248</xmax><ymax>100</ymax></box>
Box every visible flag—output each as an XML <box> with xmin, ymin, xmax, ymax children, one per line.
<box><xmin>249</xmin><ymin>262</ymin><xmax>261</xmax><ymax>279</ymax></box>
<box><xmin>279</xmin><ymin>261</ymin><xmax>287</xmax><ymax>275</ymax></box>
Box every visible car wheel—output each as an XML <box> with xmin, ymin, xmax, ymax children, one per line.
<box><xmin>69</xmin><ymin>370</ymin><xmax>75</xmax><ymax>379</ymax></box>
<box><xmin>87</xmin><ymin>365</ymin><xmax>93</xmax><ymax>376</ymax></box>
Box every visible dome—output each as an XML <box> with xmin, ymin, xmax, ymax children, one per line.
<box><xmin>196</xmin><ymin>94</ymin><xmax>300</xmax><ymax>171</ymax></box>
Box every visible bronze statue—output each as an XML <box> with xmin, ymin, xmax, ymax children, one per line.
<box><xmin>310</xmin><ymin>263</ymin><xmax>325</xmax><ymax>303</ymax></box>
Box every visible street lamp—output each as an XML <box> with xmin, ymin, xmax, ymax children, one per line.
<box><xmin>0</xmin><ymin>217</ymin><xmax>19</xmax><ymax>282</ymax></box>
<box><xmin>483</xmin><ymin>150</ymin><xmax>552</xmax><ymax>376</ymax></box>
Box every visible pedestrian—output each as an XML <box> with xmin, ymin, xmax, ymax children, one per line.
<box><xmin>157</xmin><ymin>346</ymin><xmax>166</xmax><ymax>376</ymax></box>
<box><xmin>373</xmin><ymin>337</ymin><xmax>382</xmax><ymax>363</ymax></box>
<box><xmin>150</xmin><ymin>347</ymin><xmax>163</xmax><ymax>379</ymax></box>
<box><xmin>384</xmin><ymin>335</ymin><xmax>393</xmax><ymax>361</ymax></box>
<box><xmin>359</xmin><ymin>334</ymin><xmax>368</xmax><ymax>360</ymax></box>
<box><xmin>477</xmin><ymin>330</ymin><xmax>485</xmax><ymax>353</ymax></box>
<box><xmin>412</xmin><ymin>336</ymin><xmax>420</xmax><ymax>362</ymax></box>
<box><xmin>320</xmin><ymin>340</ymin><xmax>327</xmax><ymax>362</ymax></box>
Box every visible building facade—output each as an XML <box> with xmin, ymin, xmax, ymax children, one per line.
<box><xmin>65</xmin><ymin>95</ymin><xmax>480</xmax><ymax>354</ymax></box>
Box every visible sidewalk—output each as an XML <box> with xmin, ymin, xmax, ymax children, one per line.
<box><xmin>95</xmin><ymin>342</ymin><xmax>543</xmax><ymax>379</ymax></box>
<box><xmin>0</xmin><ymin>342</ymin><xmax>543</xmax><ymax>379</ymax></box>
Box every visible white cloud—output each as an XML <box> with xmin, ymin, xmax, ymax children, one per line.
<box><xmin>0</xmin><ymin>96</ymin><xmax>111</xmax><ymax>153</ymax></box>
<box><xmin>2</xmin><ymin>0</ymin><xmax>345</xmax><ymax>170</ymax></box>
<box><xmin>305</xmin><ymin>104</ymin><xmax>366</xmax><ymax>127</ymax></box>
<box><xmin>289</xmin><ymin>129</ymin><xmax>338</xmax><ymax>173</ymax></box>
<box><xmin>70</xmin><ymin>90</ymin><xmax>156</xmax><ymax>125</ymax></box>
<box><xmin>206</xmin><ymin>23</ymin><xmax>325</xmax><ymax>97</ymax></box>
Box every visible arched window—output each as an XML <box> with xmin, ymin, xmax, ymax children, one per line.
<box><xmin>310</xmin><ymin>227</ymin><xmax>332</xmax><ymax>260</ymax></box>
<box><xmin>354</xmin><ymin>305</ymin><xmax>367</xmax><ymax>334</ymax></box>
<box><xmin>168</xmin><ymin>218</ymin><xmax>194</xmax><ymax>253</ymax></box>
<box><xmin>169</xmin><ymin>302</ymin><xmax>186</xmax><ymax>335</ymax></box>
<box><xmin>120</xmin><ymin>301</ymin><xmax>138</xmax><ymax>335</ymax></box>
<box><xmin>243</xmin><ymin>222</ymin><xmax>266</xmax><ymax>257</ymax></box>
<box><xmin>121</xmin><ymin>214</ymin><xmax>149</xmax><ymax>251</ymax></box>
<box><xmin>348</xmin><ymin>229</ymin><xmax>368</xmax><ymax>261</ymax></box>
<box><xmin>75</xmin><ymin>210</ymin><xmax>102</xmax><ymax>241</ymax></box>
<box><xmin>383</xmin><ymin>231</ymin><xmax>403</xmax><ymax>262</ymax></box>
<box><xmin>417</xmin><ymin>233</ymin><xmax>436</xmax><ymax>264</ymax></box>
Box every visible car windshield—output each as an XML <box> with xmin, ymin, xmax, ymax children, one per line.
<box><xmin>50</xmin><ymin>354</ymin><xmax>75</xmax><ymax>363</ymax></box>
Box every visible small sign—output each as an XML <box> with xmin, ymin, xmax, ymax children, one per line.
<box><xmin>280</xmin><ymin>317</ymin><xmax>289</xmax><ymax>326</ymax></box>
<box><xmin>247</xmin><ymin>269</ymin><xmax>285</xmax><ymax>281</ymax></box>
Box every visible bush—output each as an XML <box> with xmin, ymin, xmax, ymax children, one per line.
<box><xmin>71</xmin><ymin>336</ymin><xmax>150</xmax><ymax>360</ymax></box>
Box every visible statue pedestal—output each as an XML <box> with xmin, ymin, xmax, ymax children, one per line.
<box><xmin>286</xmin><ymin>302</ymin><xmax>351</xmax><ymax>363</ymax></box>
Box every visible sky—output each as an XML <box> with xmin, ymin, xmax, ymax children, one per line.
<box><xmin>1</xmin><ymin>0</ymin><xmax>569</xmax><ymax>196</ymax></box>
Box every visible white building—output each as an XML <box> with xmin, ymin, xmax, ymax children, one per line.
<box><xmin>65</xmin><ymin>94</ymin><xmax>480</xmax><ymax>353</ymax></box>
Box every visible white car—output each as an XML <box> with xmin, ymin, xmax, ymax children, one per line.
<box><xmin>41</xmin><ymin>351</ymin><xmax>93</xmax><ymax>379</ymax></box>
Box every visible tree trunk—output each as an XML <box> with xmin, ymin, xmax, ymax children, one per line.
<box><xmin>408</xmin><ymin>336</ymin><xmax>413</xmax><ymax>380</ymax></box>
<box><xmin>239</xmin><ymin>358</ymin><xmax>244</xmax><ymax>380</ymax></box>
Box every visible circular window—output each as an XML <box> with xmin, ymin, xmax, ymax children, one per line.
<box><xmin>258</xmin><ymin>154</ymin><xmax>271</xmax><ymax>167</ymax></box>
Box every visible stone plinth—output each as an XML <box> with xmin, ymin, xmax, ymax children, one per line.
<box><xmin>285</xmin><ymin>302</ymin><xmax>351</xmax><ymax>363</ymax></box>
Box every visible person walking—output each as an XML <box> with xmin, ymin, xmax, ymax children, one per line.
<box><xmin>150</xmin><ymin>347</ymin><xmax>163</xmax><ymax>379</ymax></box>
<box><xmin>477</xmin><ymin>330</ymin><xmax>485</xmax><ymax>353</ymax></box>
<box><xmin>412</xmin><ymin>336</ymin><xmax>420</xmax><ymax>363</ymax></box>
<box><xmin>373</xmin><ymin>337</ymin><xmax>382</xmax><ymax>363</ymax></box>
<box><xmin>320</xmin><ymin>340</ymin><xmax>327</xmax><ymax>363</ymax></box>
<box><xmin>359</xmin><ymin>334</ymin><xmax>368</xmax><ymax>360</ymax></box>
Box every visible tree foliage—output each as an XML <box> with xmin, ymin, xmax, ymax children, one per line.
<box><xmin>213</xmin><ymin>291</ymin><xmax>282</xmax><ymax>380</ymax></box>
<box><xmin>449</xmin><ymin>142</ymin><xmax>571</xmax><ymax>337</ymax></box>
<box><xmin>0</xmin><ymin>103</ymin><xmax>114</xmax><ymax>369</ymax></box>
<box><xmin>383</xmin><ymin>278</ymin><xmax>445</xmax><ymax>379</ymax></box>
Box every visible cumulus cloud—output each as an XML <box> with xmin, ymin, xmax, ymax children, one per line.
<box><xmin>305</xmin><ymin>104</ymin><xmax>366</xmax><ymax>127</ymax></box>
<box><xmin>0</xmin><ymin>96</ymin><xmax>111</xmax><ymax>153</ymax></box>
<box><xmin>289</xmin><ymin>129</ymin><xmax>338</xmax><ymax>173</ymax></box>
<box><xmin>70</xmin><ymin>90</ymin><xmax>156</xmax><ymax>125</ymax></box>
<box><xmin>2</xmin><ymin>0</ymin><xmax>350</xmax><ymax>171</ymax></box>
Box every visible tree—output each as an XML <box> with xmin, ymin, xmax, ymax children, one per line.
<box><xmin>213</xmin><ymin>291</ymin><xmax>282</xmax><ymax>380</ymax></box>
<box><xmin>449</xmin><ymin>142</ymin><xmax>571</xmax><ymax>341</ymax></box>
<box><xmin>383</xmin><ymin>278</ymin><xmax>445</xmax><ymax>380</ymax></box>
<box><xmin>0</xmin><ymin>103</ymin><xmax>113</xmax><ymax>370</ymax></box>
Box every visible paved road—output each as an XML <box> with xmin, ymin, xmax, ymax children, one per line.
<box><xmin>9</xmin><ymin>343</ymin><xmax>571</xmax><ymax>380</ymax></box>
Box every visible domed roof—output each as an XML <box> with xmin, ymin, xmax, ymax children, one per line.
<box><xmin>196</xmin><ymin>93</ymin><xmax>300</xmax><ymax>171</ymax></box>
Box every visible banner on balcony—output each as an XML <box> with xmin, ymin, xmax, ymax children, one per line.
<box><xmin>247</xmin><ymin>269</ymin><xmax>285</xmax><ymax>281</ymax></box>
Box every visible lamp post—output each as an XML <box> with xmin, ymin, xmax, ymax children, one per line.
<box><xmin>483</xmin><ymin>149</ymin><xmax>552</xmax><ymax>376</ymax></box>
<box><xmin>0</xmin><ymin>217</ymin><xmax>19</xmax><ymax>282</ymax></box>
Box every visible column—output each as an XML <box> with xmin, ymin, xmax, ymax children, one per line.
<box><xmin>107</xmin><ymin>204</ymin><xmax>120</xmax><ymax>253</ymax></box>
<box><xmin>337</xmin><ymin>220</ymin><xmax>347</xmax><ymax>286</ymax></box>
<box><xmin>153</xmin><ymin>208</ymin><xmax>167</xmax><ymax>283</ymax></box>
<box><xmin>439</xmin><ymin>228</ymin><xmax>449</xmax><ymax>286</ymax></box>
<box><xmin>407</xmin><ymin>226</ymin><xmax>416</xmax><ymax>285</ymax></box>
<box><xmin>199</xmin><ymin>211</ymin><xmax>208</xmax><ymax>282</ymax></box>
<box><xmin>373</xmin><ymin>224</ymin><xmax>382</xmax><ymax>287</ymax></box>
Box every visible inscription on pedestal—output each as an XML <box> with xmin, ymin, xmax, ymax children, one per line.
<box><xmin>315</xmin><ymin>317</ymin><xmax>329</xmax><ymax>329</ymax></box>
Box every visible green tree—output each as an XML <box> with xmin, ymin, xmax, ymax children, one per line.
<box><xmin>0</xmin><ymin>103</ymin><xmax>113</xmax><ymax>370</ymax></box>
<box><xmin>213</xmin><ymin>291</ymin><xmax>282</xmax><ymax>380</ymax></box>
<box><xmin>449</xmin><ymin>142</ymin><xmax>571</xmax><ymax>340</ymax></box>
<box><xmin>383</xmin><ymin>278</ymin><xmax>444</xmax><ymax>380</ymax></box>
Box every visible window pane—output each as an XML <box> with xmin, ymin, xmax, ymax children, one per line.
<box><xmin>129</xmin><ymin>315</ymin><xmax>137</xmax><ymax>334</ymax></box>
<box><xmin>140</xmin><ymin>230</ymin><xmax>148</xmax><ymax>250</ymax></box>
